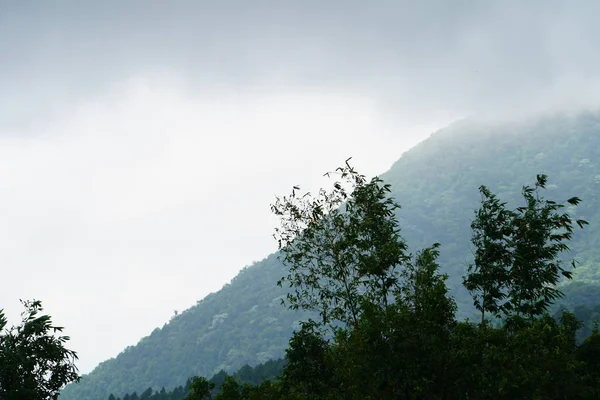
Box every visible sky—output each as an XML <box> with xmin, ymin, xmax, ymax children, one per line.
<box><xmin>1</xmin><ymin>0</ymin><xmax>600</xmax><ymax>374</ymax></box>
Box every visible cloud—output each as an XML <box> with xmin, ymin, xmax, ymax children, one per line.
<box><xmin>4</xmin><ymin>1</ymin><xmax>600</xmax><ymax>122</ymax></box>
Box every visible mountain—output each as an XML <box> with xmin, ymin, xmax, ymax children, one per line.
<box><xmin>60</xmin><ymin>111</ymin><xmax>600</xmax><ymax>400</ymax></box>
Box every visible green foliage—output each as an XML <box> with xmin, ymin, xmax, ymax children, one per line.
<box><xmin>279</xmin><ymin>322</ymin><xmax>332</xmax><ymax>399</ymax></box>
<box><xmin>62</xmin><ymin>112</ymin><xmax>600</xmax><ymax>399</ymax></box>
<box><xmin>505</xmin><ymin>175</ymin><xmax>587</xmax><ymax>317</ymax></box>
<box><xmin>465</xmin><ymin>175</ymin><xmax>588</xmax><ymax>322</ymax></box>
<box><xmin>441</xmin><ymin>313</ymin><xmax>587</xmax><ymax>399</ymax></box>
<box><xmin>264</xmin><ymin>163</ymin><xmax>598</xmax><ymax>399</ymax></box>
<box><xmin>214</xmin><ymin>376</ymin><xmax>252</xmax><ymax>400</ymax></box>
<box><xmin>464</xmin><ymin>185</ymin><xmax>514</xmax><ymax>322</ymax></box>
<box><xmin>268</xmin><ymin>161</ymin><xmax>458</xmax><ymax>399</ymax></box>
<box><xmin>399</xmin><ymin>244</ymin><xmax>456</xmax><ymax>331</ymax></box>
<box><xmin>107</xmin><ymin>359</ymin><xmax>286</xmax><ymax>400</ymax></box>
<box><xmin>184</xmin><ymin>376</ymin><xmax>214</xmax><ymax>400</ymax></box>
<box><xmin>0</xmin><ymin>300</ymin><xmax>79</xmax><ymax>399</ymax></box>
<box><xmin>576</xmin><ymin>324</ymin><xmax>600</xmax><ymax>397</ymax></box>
<box><xmin>272</xmin><ymin>158</ymin><xmax>410</xmax><ymax>330</ymax></box>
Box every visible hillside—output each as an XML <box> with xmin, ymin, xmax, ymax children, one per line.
<box><xmin>60</xmin><ymin>111</ymin><xmax>600</xmax><ymax>400</ymax></box>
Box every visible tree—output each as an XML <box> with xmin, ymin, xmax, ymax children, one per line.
<box><xmin>576</xmin><ymin>323</ymin><xmax>600</xmax><ymax>398</ymax></box>
<box><xmin>465</xmin><ymin>175</ymin><xmax>588</xmax><ymax>322</ymax></box>
<box><xmin>271</xmin><ymin>158</ymin><xmax>410</xmax><ymax>331</ymax></box>
<box><xmin>0</xmin><ymin>299</ymin><xmax>79</xmax><ymax>399</ymax></box>
<box><xmin>464</xmin><ymin>186</ymin><xmax>514</xmax><ymax>324</ymax></box>
<box><xmin>140</xmin><ymin>387</ymin><xmax>153</xmax><ymax>399</ymax></box>
<box><xmin>184</xmin><ymin>376</ymin><xmax>214</xmax><ymax>400</ymax></box>
<box><xmin>279</xmin><ymin>322</ymin><xmax>333</xmax><ymax>399</ymax></box>
<box><xmin>272</xmin><ymin>160</ymin><xmax>456</xmax><ymax>399</ymax></box>
<box><xmin>507</xmin><ymin>174</ymin><xmax>587</xmax><ymax>318</ymax></box>
<box><xmin>399</xmin><ymin>243</ymin><xmax>456</xmax><ymax>332</ymax></box>
<box><xmin>214</xmin><ymin>376</ymin><xmax>251</xmax><ymax>400</ymax></box>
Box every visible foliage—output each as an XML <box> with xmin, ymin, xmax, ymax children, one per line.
<box><xmin>465</xmin><ymin>175</ymin><xmax>588</xmax><ymax>322</ymax></box>
<box><xmin>0</xmin><ymin>300</ymin><xmax>79</xmax><ymax>399</ymax></box>
<box><xmin>463</xmin><ymin>186</ymin><xmax>514</xmax><ymax>322</ymax></box>
<box><xmin>576</xmin><ymin>324</ymin><xmax>600</xmax><ymax>397</ymax></box>
<box><xmin>184</xmin><ymin>376</ymin><xmax>214</xmax><ymax>400</ymax></box>
<box><xmin>62</xmin><ymin>112</ymin><xmax>600</xmax><ymax>400</ymax></box>
<box><xmin>107</xmin><ymin>359</ymin><xmax>286</xmax><ymax>400</ymax></box>
<box><xmin>279</xmin><ymin>322</ymin><xmax>333</xmax><ymax>399</ymax></box>
<box><xmin>261</xmin><ymin>163</ymin><xmax>597</xmax><ymax>399</ymax></box>
<box><xmin>272</xmin><ymin>158</ymin><xmax>410</xmax><ymax>330</ymax></box>
<box><xmin>505</xmin><ymin>175</ymin><xmax>587</xmax><ymax>317</ymax></box>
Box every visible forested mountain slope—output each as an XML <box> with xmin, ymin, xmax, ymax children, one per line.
<box><xmin>61</xmin><ymin>111</ymin><xmax>600</xmax><ymax>400</ymax></box>
<box><xmin>382</xmin><ymin>113</ymin><xmax>600</xmax><ymax>304</ymax></box>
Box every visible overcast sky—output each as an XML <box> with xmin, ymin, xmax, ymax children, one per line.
<box><xmin>1</xmin><ymin>1</ymin><xmax>600</xmax><ymax>374</ymax></box>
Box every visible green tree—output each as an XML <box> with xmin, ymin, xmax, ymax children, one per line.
<box><xmin>214</xmin><ymin>376</ymin><xmax>251</xmax><ymax>400</ymax></box>
<box><xmin>184</xmin><ymin>377</ymin><xmax>214</xmax><ymax>400</ymax></box>
<box><xmin>576</xmin><ymin>323</ymin><xmax>600</xmax><ymax>398</ymax></box>
<box><xmin>465</xmin><ymin>175</ymin><xmax>588</xmax><ymax>322</ymax></box>
<box><xmin>140</xmin><ymin>387</ymin><xmax>153</xmax><ymax>399</ymax></box>
<box><xmin>279</xmin><ymin>322</ymin><xmax>333</xmax><ymax>399</ymax></box>
<box><xmin>507</xmin><ymin>174</ymin><xmax>587</xmax><ymax>318</ymax></box>
<box><xmin>399</xmin><ymin>244</ymin><xmax>456</xmax><ymax>333</ymax></box>
<box><xmin>271</xmin><ymin>158</ymin><xmax>410</xmax><ymax>331</ymax></box>
<box><xmin>464</xmin><ymin>186</ymin><xmax>514</xmax><ymax>324</ymax></box>
<box><xmin>0</xmin><ymin>299</ymin><xmax>79</xmax><ymax>399</ymax></box>
<box><xmin>245</xmin><ymin>380</ymin><xmax>281</xmax><ymax>400</ymax></box>
<box><xmin>272</xmin><ymin>161</ymin><xmax>456</xmax><ymax>399</ymax></box>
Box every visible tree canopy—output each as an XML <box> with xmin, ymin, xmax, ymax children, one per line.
<box><xmin>265</xmin><ymin>163</ymin><xmax>596</xmax><ymax>399</ymax></box>
<box><xmin>0</xmin><ymin>300</ymin><xmax>79</xmax><ymax>399</ymax></box>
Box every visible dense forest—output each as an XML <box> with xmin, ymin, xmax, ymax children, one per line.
<box><xmin>107</xmin><ymin>359</ymin><xmax>285</xmax><ymax>400</ymax></box>
<box><xmin>61</xmin><ymin>112</ymin><xmax>600</xmax><ymax>400</ymax></box>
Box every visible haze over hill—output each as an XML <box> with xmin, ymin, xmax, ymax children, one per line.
<box><xmin>2</xmin><ymin>0</ymin><xmax>600</xmax><ymax>378</ymax></box>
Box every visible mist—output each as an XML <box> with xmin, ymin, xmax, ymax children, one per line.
<box><xmin>1</xmin><ymin>0</ymin><xmax>599</xmax><ymax>373</ymax></box>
